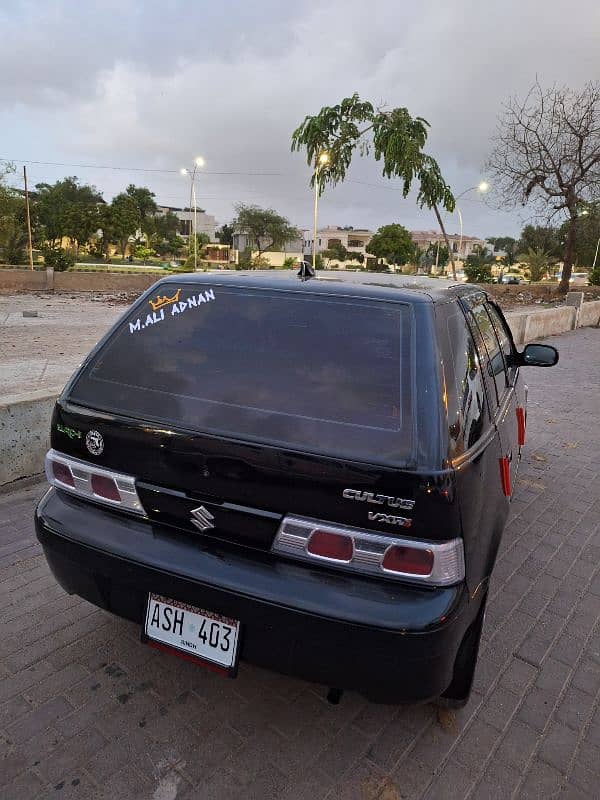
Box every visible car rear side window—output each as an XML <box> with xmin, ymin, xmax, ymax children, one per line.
<box><xmin>68</xmin><ymin>283</ymin><xmax>415</xmax><ymax>465</ymax></box>
<box><xmin>445</xmin><ymin>309</ymin><xmax>487</xmax><ymax>453</ymax></box>
<box><xmin>468</xmin><ymin>302</ymin><xmax>506</xmax><ymax>406</ymax></box>
<box><xmin>486</xmin><ymin>303</ymin><xmax>516</xmax><ymax>384</ymax></box>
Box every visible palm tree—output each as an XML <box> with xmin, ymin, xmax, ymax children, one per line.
<box><xmin>517</xmin><ymin>247</ymin><xmax>553</xmax><ymax>282</ymax></box>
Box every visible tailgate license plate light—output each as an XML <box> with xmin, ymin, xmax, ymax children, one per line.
<box><xmin>143</xmin><ymin>593</ymin><xmax>240</xmax><ymax>676</ymax></box>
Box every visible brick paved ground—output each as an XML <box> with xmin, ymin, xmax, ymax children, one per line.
<box><xmin>1</xmin><ymin>326</ymin><xmax>599</xmax><ymax>800</ymax></box>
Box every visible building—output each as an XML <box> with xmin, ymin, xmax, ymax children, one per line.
<box><xmin>301</xmin><ymin>225</ymin><xmax>485</xmax><ymax>267</ymax></box>
<box><xmin>155</xmin><ymin>205</ymin><xmax>217</xmax><ymax>241</ymax></box>
<box><xmin>303</xmin><ymin>226</ymin><xmax>373</xmax><ymax>259</ymax></box>
<box><xmin>410</xmin><ymin>230</ymin><xmax>485</xmax><ymax>258</ymax></box>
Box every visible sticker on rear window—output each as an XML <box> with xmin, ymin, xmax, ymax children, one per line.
<box><xmin>129</xmin><ymin>287</ymin><xmax>215</xmax><ymax>334</ymax></box>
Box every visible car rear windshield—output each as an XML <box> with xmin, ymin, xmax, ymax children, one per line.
<box><xmin>68</xmin><ymin>283</ymin><xmax>415</xmax><ymax>465</ymax></box>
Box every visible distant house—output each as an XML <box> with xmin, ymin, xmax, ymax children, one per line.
<box><xmin>155</xmin><ymin>205</ymin><xmax>217</xmax><ymax>241</ymax></box>
<box><xmin>410</xmin><ymin>230</ymin><xmax>485</xmax><ymax>258</ymax></box>
<box><xmin>303</xmin><ymin>226</ymin><xmax>373</xmax><ymax>260</ymax></box>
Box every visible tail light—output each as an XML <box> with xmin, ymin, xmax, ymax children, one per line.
<box><xmin>307</xmin><ymin>530</ymin><xmax>354</xmax><ymax>562</ymax></box>
<box><xmin>45</xmin><ymin>449</ymin><xmax>144</xmax><ymax>515</ymax></box>
<box><xmin>382</xmin><ymin>545</ymin><xmax>433</xmax><ymax>575</ymax></box>
<box><xmin>272</xmin><ymin>516</ymin><xmax>464</xmax><ymax>586</ymax></box>
<box><xmin>51</xmin><ymin>460</ymin><xmax>75</xmax><ymax>487</ymax></box>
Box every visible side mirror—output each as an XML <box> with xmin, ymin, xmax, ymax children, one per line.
<box><xmin>520</xmin><ymin>343</ymin><xmax>559</xmax><ymax>367</ymax></box>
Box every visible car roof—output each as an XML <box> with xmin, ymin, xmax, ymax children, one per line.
<box><xmin>159</xmin><ymin>270</ymin><xmax>485</xmax><ymax>305</ymax></box>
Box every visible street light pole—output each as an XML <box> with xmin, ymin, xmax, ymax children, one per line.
<box><xmin>457</xmin><ymin>206</ymin><xmax>464</xmax><ymax>259</ymax></box>
<box><xmin>23</xmin><ymin>166</ymin><xmax>34</xmax><ymax>270</ymax></box>
<box><xmin>312</xmin><ymin>152</ymin><xmax>329</xmax><ymax>273</ymax></box>
<box><xmin>180</xmin><ymin>156</ymin><xmax>205</xmax><ymax>271</ymax></box>
<box><xmin>451</xmin><ymin>182</ymin><xmax>489</xmax><ymax>262</ymax></box>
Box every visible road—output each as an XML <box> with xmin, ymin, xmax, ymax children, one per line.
<box><xmin>0</xmin><ymin>327</ymin><xmax>599</xmax><ymax>799</ymax></box>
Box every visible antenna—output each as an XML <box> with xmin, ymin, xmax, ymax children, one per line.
<box><xmin>297</xmin><ymin>260</ymin><xmax>315</xmax><ymax>281</ymax></box>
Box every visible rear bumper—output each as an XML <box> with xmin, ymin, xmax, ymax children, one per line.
<box><xmin>35</xmin><ymin>488</ymin><xmax>478</xmax><ymax>703</ymax></box>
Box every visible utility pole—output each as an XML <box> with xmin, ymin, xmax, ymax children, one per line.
<box><xmin>23</xmin><ymin>166</ymin><xmax>34</xmax><ymax>270</ymax></box>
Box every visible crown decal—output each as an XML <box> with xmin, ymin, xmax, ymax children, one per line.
<box><xmin>149</xmin><ymin>288</ymin><xmax>181</xmax><ymax>311</ymax></box>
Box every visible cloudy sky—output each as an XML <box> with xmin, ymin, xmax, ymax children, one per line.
<box><xmin>1</xmin><ymin>0</ymin><xmax>598</xmax><ymax>238</ymax></box>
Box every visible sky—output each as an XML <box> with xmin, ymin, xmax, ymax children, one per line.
<box><xmin>1</xmin><ymin>0</ymin><xmax>598</xmax><ymax>239</ymax></box>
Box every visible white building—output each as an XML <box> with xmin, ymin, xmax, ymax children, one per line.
<box><xmin>410</xmin><ymin>230</ymin><xmax>485</xmax><ymax>258</ymax></box>
<box><xmin>303</xmin><ymin>226</ymin><xmax>373</xmax><ymax>259</ymax></box>
<box><xmin>156</xmin><ymin>205</ymin><xmax>217</xmax><ymax>241</ymax></box>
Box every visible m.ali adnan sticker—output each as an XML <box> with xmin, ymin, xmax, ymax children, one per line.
<box><xmin>128</xmin><ymin>287</ymin><xmax>216</xmax><ymax>335</ymax></box>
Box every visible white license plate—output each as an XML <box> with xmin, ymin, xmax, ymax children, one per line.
<box><xmin>144</xmin><ymin>593</ymin><xmax>240</xmax><ymax>671</ymax></box>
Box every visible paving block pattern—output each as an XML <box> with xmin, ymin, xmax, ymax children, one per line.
<box><xmin>0</xmin><ymin>327</ymin><xmax>599</xmax><ymax>799</ymax></box>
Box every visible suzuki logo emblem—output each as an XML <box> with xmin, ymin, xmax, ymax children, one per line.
<box><xmin>190</xmin><ymin>505</ymin><xmax>215</xmax><ymax>532</ymax></box>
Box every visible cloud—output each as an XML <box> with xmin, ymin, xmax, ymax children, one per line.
<box><xmin>1</xmin><ymin>0</ymin><xmax>598</xmax><ymax>236</ymax></box>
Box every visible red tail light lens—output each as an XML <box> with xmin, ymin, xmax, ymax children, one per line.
<box><xmin>382</xmin><ymin>545</ymin><xmax>434</xmax><ymax>576</ymax></box>
<box><xmin>52</xmin><ymin>460</ymin><xmax>75</xmax><ymax>487</ymax></box>
<box><xmin>91</xmin><ymin>474</ymin><xmax>121</xmax><ymax>502</ymax></box>
<box><xmin>307</xmin><ymin>530</ymin><xmax>353</xmax><ymax>561</ymax></box>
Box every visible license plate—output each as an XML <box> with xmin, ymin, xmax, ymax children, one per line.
<box><xmin>143</xmin><ymin>593</ymin><xmax>240</xmax><ymax>674</ymax></box>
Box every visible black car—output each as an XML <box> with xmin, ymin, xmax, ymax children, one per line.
<box><xmin>35</xmin><ymin>272</ymin><xmax>558</xmax><ymax>705</ymax></box>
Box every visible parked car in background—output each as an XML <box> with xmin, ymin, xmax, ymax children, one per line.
<box><xmin>36</xmin><ymin>272</ymin><xmax>558</xmax><ymax>706</ymax></box>
<box><xmin>555</xmin><ymin>271</ymin><xmax>589</xmax><ymax>286</ymax></box>
<box><xmin>570</xmin><ymin>272</ymin><xmax>589</xmax><ymax>285</ymax></box>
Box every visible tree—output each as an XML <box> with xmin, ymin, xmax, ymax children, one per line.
<box><xmin>216</xmin><ymin>223</ymin><xmax>234</xmax><ymax>245</ymax></box>
<box><xmin>291</xmin><ymin>93</ymin><xmax>457</xmax><ymax>276</ymax></box>
<box><xmin>0</xmin><ymin>163</ymin><xmax>27</xmax><ymax>264</ymax></box>
<box><xmin>146</xmin><ymin>210</ymin><xmax>183</xmax><ymax>257</ymax></box>
<box><xmin>486</xmin><ymin>236</ymin><xmax>517</xmax><ymax>265</ymax></box>
<box><xmin>322</xmin><ymin>241</ymin><xmax>349</xmax><ymax>264</ymax></box>
<box><xmin>366</xmin><ymin>224</ymin><xmax>415</xmax><ymax>266</ymax></box>
<box><xmin>464</xmin><ymin>261</ymin><xmax>492</xmax><ymax>283</ymax></box>
<box><xmin>2</xmin><ymin>220</ymin><xmax>28</xmax><ymax>264</ymax></box>
<box><xmin>518</xmin><ymin>224</ymin><xmax>561</xmax><ymax>257</ymax></box>
<box><xmin>517</xmin><ymin>247</ymin><xmax>554</xmax><ymax>282</ymax></box>
<box><xmin>559</xmin><ymin>202</ymin><xmax>600</xmax><ymax>267</ymax></box>
<box><xmin>103</xmin><ymin>194</ymin><xmax>140</xmax><ymax>257</ymax></box>
<box><xmin>125</xmin><ymin>184</ymin><xmax>157</xmax><ymax>223</ymax></box>
<box><xmin>486</xmin><ymin>80</ymin><xmax>600</xmax><ymax>292</ymax></box>
<box><xmin>133</xmin><ymin>245</ymin><xmax>156</xmax><ymax>264</ymax></box>
<box><xmin>34</xmin><ymin>177</ymin><xmax>103</xmax><ymax>252</ymax></box>
<box><xmin>234</xmin><ymin>204</ymin><xmax>300</xmax><ymax>258</ymax></box>
<box><xmin>424</xmin><ymin>242</ymin><xmax>449</xmax><ymax>269</ymax></box>
<box><xmin>464</xmin><ymin>244</ymin><xmax>493</xmax><ymax>283</ymax></box>
<box><xmin>184</xmin><ymin>233</ymin><xmax>210</xmax><ymax>267</ymax></box>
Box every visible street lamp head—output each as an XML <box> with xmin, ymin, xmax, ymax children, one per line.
<box><xmin>194</xmin><ymin>156</ymin><xmax>205</xmax><ymax>168</ymax></box>
<box><xmin>180</xmin><ymin>168</ymin><xmax>188</xmax><ymax>176</ymax></box>
<box><xmin>318</xmin><ymin>152</ymin><xmax>330</xmax><ymax>166</ymax></box>
<box><xmin>478</xmin><ymin>181</ymin><xmax>489</xmax><ymax>193</ymax></box>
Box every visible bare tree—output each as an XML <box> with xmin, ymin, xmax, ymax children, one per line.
<box><xmin>486</xmin><ymin>80</ymin><xmax>600</xmax><ymax>292</ymax></box>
